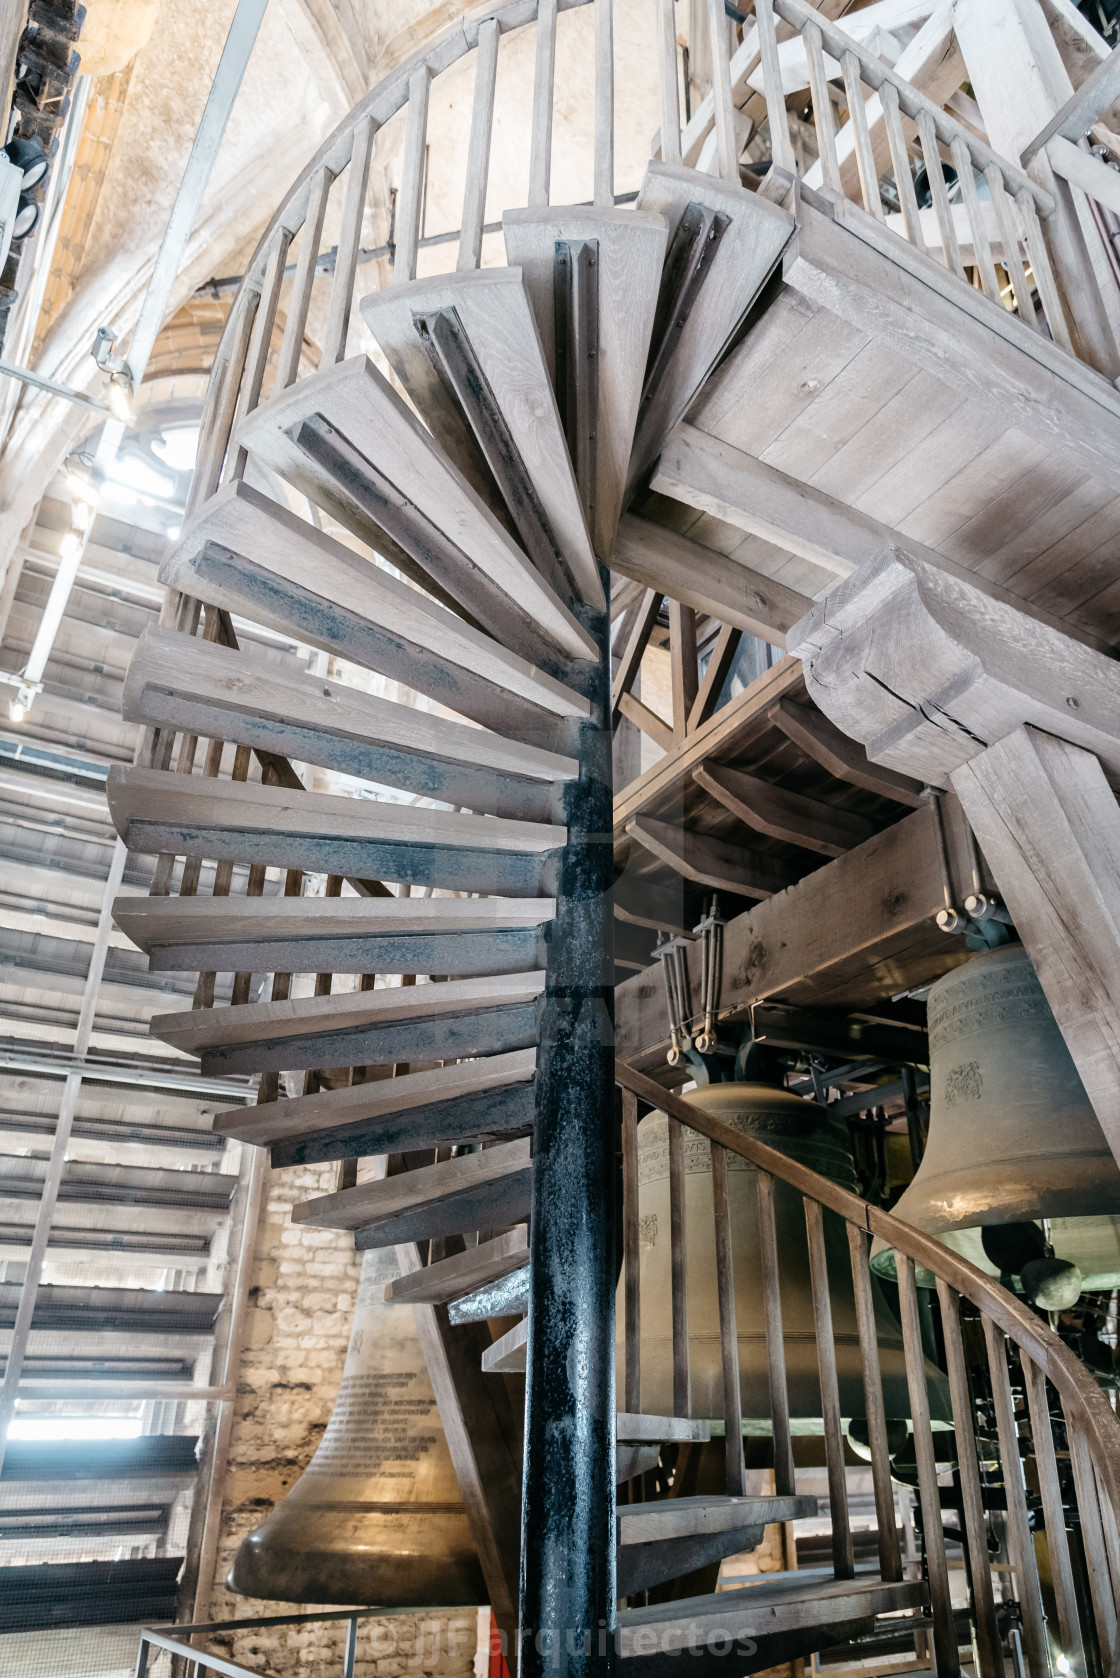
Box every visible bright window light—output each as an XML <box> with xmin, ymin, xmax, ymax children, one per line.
<box><xmin>102</xmin><ymin>483</ymin><xmax>138</xmax><ymax>507</ymax></box>
<box><xmin>109</xmin><ymin>455</ymin><xmax>175</xmax><ymax>499</ymax></box>
<box><xmin>152</xmin><ymin>426</ymin><xmax>199</xmax><ymax>473</ymax></box>
<box><xmin>10</xmin><ymin>1416</ymin><xmax>142</xmax><ymax>1441</ymax></box>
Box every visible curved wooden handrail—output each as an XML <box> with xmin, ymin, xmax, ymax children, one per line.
<box><xmin>617</xmin><ymin>1060</ymin><xmax>1120</xmax><ymax>1530</ymax></box>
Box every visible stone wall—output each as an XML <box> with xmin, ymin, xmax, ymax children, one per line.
<box><xmin>199</xmin><ymin>1159</ymin><xmax>478</xmax><ymax>1678</ymax></box>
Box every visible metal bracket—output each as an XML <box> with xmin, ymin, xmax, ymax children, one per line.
<box><xmin>553</xmin><ymin>239</ymin><xmax>599</xmax><ymax>527</ymax></box>
<box><xmin>692</xmin><ymin>894</ymin><xmax>725</xmax><ymax>1054</ymax></box>
<box><xmin>653</xmin><ymin>929</ymin><xmax>694</xmax><ymax>1067</ymax></box>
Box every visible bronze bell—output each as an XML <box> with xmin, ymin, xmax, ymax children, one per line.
<box><xmin>230</xmin><ymin>1246</ymin><xmax>484</xmax><ymax>1605</ymax></box>
<box><xmin>629</xmin><ymin>1082</ymin><xmax>949</xmax><ymax>1426</ymax></box>
<box><xmin>871</xmin><ymin>943</ymin><xmax>1120</xmax><ymax>1292</ymax></box>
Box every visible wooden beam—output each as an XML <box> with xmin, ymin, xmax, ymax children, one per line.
<box><xmin>615</xmin><ymin>657</ymin><xmax>805</xmax><ymax>832</ymax></box>
<box><xmin>789</xmin><ymin>547</ymin><xmax>1120</xmax><ymax>790</ymax></box>
<box><xmin>611</xmin><ymin>587</ymin><xmax>662</xmax><ymax>723</ymax></box>
<box><xmin>688</xmin><ymin>625</ymin><xmax>743</xmax><ymax>733</ymax></box>
<box><xmin>669</xmin><ymin>601</ymin><xmax>699</xmax><ymax>743</ymax></box>
<box><xmin>612</xmin><ymin>513</ymin><xmax>811</xmax><ymax>646</ymax></box>
<box><xmin>951</xmin><ymin>725</ymin><xmax>1120</xmax><ymax>1171</ymax></box>
<box><xmin>1023</xmin><ymin>40</ymin><xmax>1120</xmax><ymax>162</ymax></box>
<box><xmin>626</xmin><ymin>815</ymin><xmax>796</xmax><ymax>898</ymax></box>
<box><xmin>768</xmin><ymin>697</ymin><xmax>925</xmax><ymax>808</ymax></box>
<box><xmin>618</xmin><ymin>691</ymin><xmax>675</xmax><ymax>752</ymax></box>
<box><xmin>693</xmin><ymin>762</ymin><xmax>877</xmax><ymax>857</ymax></box>
<box><xmin>616</xmin><ymin>800</ymin><xmax>974</xmax><ymax>1067</ymax></box>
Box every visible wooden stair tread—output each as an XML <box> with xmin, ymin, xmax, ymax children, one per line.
<box><xmin>125</xmin><ymin>626</ymin><xmax>577</xmax><ymax>820</ymax></box>
<box><xmin>151</xmin><ymin>971</ymin><xmax>545</xmax><ymax>1053</ymax></box>
<box><xmin>115</xmin><ymin>892</ymin><xmax>554</xmax><ymax>975</ymax></box>
<box><xmin>628</xmin><ymin>163</ymin><xmax>795</xmax><ymax>489</ymax></box>
<box><xmin>360</xmin><ymin>267</ymin><xmax>602</xmax><ymax>610</ymax></box>
<box><xmin>163</xmin><ymin>480</ymin><xmax>589</xmax><ymax>737</ymax></box>
<box><xmin>294</xmin><ymin>1136</ymin><xmax>533</xmax><ymax>1233</ymax></box>
<box><xmin>616</xmin><ymin>1413</ymin><xmax>711</xmax><ymax>1444</ymax></box>
<box><xmin>383</xmin><ymin>1227</ymin><xmax>529</xmax><ymax>1306</ymax></box>
<box><xmin>236</xmin><ymin>355</ymin><xmax>597</xmax><ymax>664</ymax></box>
<box><xmin>502</xmin><ymin>206</ymin><xmax>669</xmax><ymax>557</ymax></box>
<box><xmin>618</xmin><ymin>1572</ymin><xmax>925</xmax><ymax>1643</ymax></box>
<box><xmin>108</xmin><ymin>767</ymin><xmax>564</xmax><ymax>898</ymax></box>
<box><xmin>617</xmin><ymin>1494</ymin><xmax>816</xmax><ymax>1544</ymax></box>
<box><xmin>213</xmin><ymin>1049</ymin><xmax>537</xmax><ymax>1147</ymax></box>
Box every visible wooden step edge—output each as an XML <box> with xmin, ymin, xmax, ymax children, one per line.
<box><xmin>213</xmin><ymin>1050</ymin><xmax>537</xmax><ymax>1147</ymax></box>
<box><xmin>150</xmin><ymin>971</ymin><xmax>547</xmax><ymax>1053</ymax></box>
<box><xmin>114</xmin><ymin>893</ymin><xmax>558</xmax><ymax>950</ymax></box>
<box><xmin>616</xmin><ymin>1495</ymin><xmax>817</xmax><ymax>1539</ymax></box>
<box><xmin>293</xmin><ymin>1136</ymin><xmax>533</xmax><ymax>1231</ymax></box>
<box><xmin>384</xmin><ymin>1226</ymin><xmax>528</xmax><ymax>1305</ymax></box>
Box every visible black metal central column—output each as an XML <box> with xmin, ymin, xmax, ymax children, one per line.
<box><xmin>519</xmin><ymin>595</ymin><xmax>616</xmax><ymax>1678</ymax></box>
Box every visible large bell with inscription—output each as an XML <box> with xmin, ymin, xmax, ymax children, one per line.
<box><xmin>230</xmin><ymin>1245</ymin><xmax>484</xmax><ymax>1604</ymax></box>
<box><xmin>871</xmin><ymin>943</ymin><xmax>1120</xmax><ymax>1292</ymax></box>
<box><xmin>630</xmin><ymin>1083</ymin><xmax>948</xmax><ymax>1424</ymax></box>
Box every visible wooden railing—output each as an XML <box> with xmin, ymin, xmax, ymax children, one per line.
<box><xmin>617</xmin><ymin>1062</ymin><xmax>1120</xmax><ymax>1678</ymax></box>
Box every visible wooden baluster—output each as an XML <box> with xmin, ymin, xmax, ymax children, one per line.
<box><xmin>667</xmin><ymin>1114</ymin><xmax>690</xmax><ymax>1418</ymax></box>
<box><xmin>1023</xmin><ymin>1354</ymin><xmax>1086</xmax><ymax>1672</ymax></box>
<box><xmin>594</xmin><ymin>0</ymin><xmax>614</xmax><ymax>208</ymax></box>
<box><xmin>918</xmin><ymin>110</ymin><xmax>964</xmax><ymax>280</ymax></box>
<box><xmin>934</xmin><ymin>1281</ymin><xmax>1002</xmax><ymax>1678</ymax></box>
<box><xmin>896</xmin><ymin>1254</ymin><xmax>959</xmax><ymax>1678</ymax></box>
<box><xmin>611</xmin><ymin>587</ymin><xmax>662</xmax><ymax>726</ymax></box>
<box><xmin>1015</xmin><ymin>187</ymin><xmax>1075</xmax><ymax>355</ymax></box>
<box><xmin>187</xmin><ymin>282</ymin><xmax>258</xmax><ymax>514</ymax></box>
<box><xmin>669</xmin><ymin>600</ymin><xmax>698</xmax><ymax>745</ymax></box>
<box><xmin>323</xmin><ymin>115</ymin><xmax>376</xmax><ymax>365</ymax></box>
<box><xmin>1092</xmin><ymin>1455</ymin><xmax>1120</xmax><ymax>1619</ymax></box>
<box><xmin>981</xmin><ymin>1318</ymin><xmax>1049</xmax><ymax>1678</ymax></box>
<box><xmin>706</xmin><ymin>0</ymin><xmax>740</xmax><ymax>187</ymax></box>
<box><xmin>804</xmin><ymin>1198</ymin><xmax>853</xmax><ymax>1578</ymax></box>
<box><xmin>230</xmin><ymin>227</ymin><xmax>293</xmax><ymax>480</ymax></box>
<box><xmin>841</xmin><ymin>52</ymin><xmax>885</xmax><ymax>223</ymax></box>
<box><xmin>303</xmin><ymin>873</ymin><xmax>345</xmax><ymax>1096</ymax></box>
<box><xmin>192</xmin><ymin>742</ymin><xmax>253</xmax><ymax>1011</ymax></box>
<box><xmin>621</xmin><ymin>1087</ymin><xmax>641</xmax><ymax>1415</ymax></box>
<box><xmin>756</xmin><ymin>1169</ymin><xmax>794</xmax><ymax>1497</ymax></box>
<box><xmin>880</xmin><ymin>81</ymin><xmax>926</xmax><ymax>254</ymax></box>
<box><xmin>755</xmin><ymin>0</ymin><xmax>794</xmax><ymax>182</ymax></box>
<box><xmin>393</xmin><ymin>66</ymin><xmax>431</xmax><ymax>285</ymax></box>
<box><xmin>257</xmin><ymin>868</ymin><xmax>305</xmax><ymax>1106</ymax></box>
<box><xmin>983</xmin><ymin>164</ymin><xmax>1039</xmax><ymax>331</ymax></box>
<box><xmin>687</xmin><ymin>623</ymin><xmax>741</xmax><ymax>734</ymax></box>
<box><xmin>528</xmin><ymin>0</ymin><xmax>557</xmax><ymax>208</ymax></box>
<box><xmin>711</xmin><ymin>1142</ymin><xmax>744</xmax><ymax>1496</ymax></box>
<box><xmin>803</xmin><ymin>20</ymin><xmax>841</xmax><ymax>198</ymax></box>
<box><xmin>230</xmin><ymin>861</ymin><xmax>267</xmax><ymax>1007</ymax></box>
<box><xmin>657</xmin><ymin>0</ymin><xmax>681</xmax><ymax>168</ymax></box>
<box><xmin>1066</xmin><ymin>1416</ymin><xmax>1119</xmax><ymax>1657</ymax></box>
<box><xmin>458</xmin><ymin>20</ymin><xmax>500</xmax><ymax>272</ymax></box>
<box><xmin>949</xmin><ymin>136</ymin><xmax>1001</xmax><ymax>305</ymax></box>
<box><xmin>275</xmin><ymin>165</ymin><xmax>334</xmax><ymax>388</ymax></box>
<box><xmin>846</xmin><ymin>1225</ymin><xmax>902</xmax><ymax>1581</ymax></box>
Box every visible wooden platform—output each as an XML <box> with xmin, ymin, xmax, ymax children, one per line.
<box><xmin>656</xmin><ymin>189</ymin><xmax>1120</xmax><ymax>653</ymax></box>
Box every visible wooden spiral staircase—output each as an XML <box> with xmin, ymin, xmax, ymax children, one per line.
<box><xmin>104</xmin><ymin>3</ymin><xmax>1120</xmax><ymax>1674</ymax></box>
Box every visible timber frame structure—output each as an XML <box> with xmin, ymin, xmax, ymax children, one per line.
<box><xmin>85</xmin><ymin>1</ymin><xmax>1120</xmax><ymax>1676</ymax></box>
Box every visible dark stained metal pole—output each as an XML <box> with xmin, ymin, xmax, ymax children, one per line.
<box><xmin>519</xmin><ymin>587</ymin><xmax>616</xmax><ymax>1678</ymax></box>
